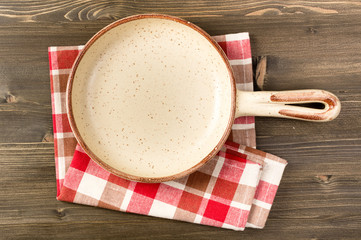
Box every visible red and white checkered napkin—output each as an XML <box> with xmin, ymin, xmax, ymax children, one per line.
<box><xmin>49</xmin><ymin>32</ymin><xmax>287</xmax><ymax>230</ymax></box>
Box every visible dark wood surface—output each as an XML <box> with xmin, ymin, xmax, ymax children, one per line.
<box><xmin>1</xmin><ymin>1</ymin><xmax>361</xmax><ymax>239</ymax></box>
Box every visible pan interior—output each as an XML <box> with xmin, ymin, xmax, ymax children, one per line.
<box><xmin>71</xmin><ymin>17</ymin><xmax>233</xmax><ymax>179</ymax></box>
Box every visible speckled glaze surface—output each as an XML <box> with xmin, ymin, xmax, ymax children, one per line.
<box><xmin>67</xmin><ymin>15</ymin><xmax>235</xmax><ymax>182</ymax></box>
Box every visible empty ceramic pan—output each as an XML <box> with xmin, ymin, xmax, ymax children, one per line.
<box><xmin>67</xmin><ymin>14</ymin><xmax>341</xmax><ymax>182</ymax></box>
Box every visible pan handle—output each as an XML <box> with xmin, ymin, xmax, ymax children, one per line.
<box><xmin>235</xmin><ymin>89</ymin><xmax>341</xmax><ymax>122</ymax></box>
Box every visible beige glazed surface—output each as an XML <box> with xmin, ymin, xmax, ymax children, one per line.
<box><xmin>71</xmin><ymin>17</ymin><xmax>233</xmax><ymax>179</ymax></box>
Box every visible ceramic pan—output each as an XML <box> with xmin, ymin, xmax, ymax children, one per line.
<box><xmin>67</xmin><ymin>14</ymin><xmax>341</xmax><ymax>182</ymax></box>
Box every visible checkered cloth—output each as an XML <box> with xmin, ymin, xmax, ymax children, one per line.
<box><xmin>49</xmin><ymin>32</ymin><xmax>287</xmax><ymax>230</ymax></box>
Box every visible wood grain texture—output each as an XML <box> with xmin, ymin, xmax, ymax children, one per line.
<box><xmin>0</xmin><ymin>0</ymin><xmax>361</xmax><ymax>239</ymax></box>
<box><xmin>2</xmin><ymin>0</ymin><xmax>361</xmax><ymax>23</ymax></box>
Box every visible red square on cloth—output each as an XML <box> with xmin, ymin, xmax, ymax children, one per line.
<box><xmin>212</xmin><ymin>178</ymin><xmax>238</xmax><ymax>201</ymax></box>
<box><xmin>225</xmin><ymin>40</ymin><xmax>252</xmax><ymax>60</ymax></box>
<box><xmin>57</xmin><ymin>186</ymin><xmax>77</xmax><ymax>202</ymax></box>
<box><xmin>177</xmin><ymin>191</ymin><xmax>203</xmax><ymax>213</ymax></box>
<box><xmin>107</xmin><ymin>174</ymin><xmax>130</xmax><ymax>188</ymax></box>
<box><xmin>203</xmin><ymin>200</ymin><xmax>230</xmax><ymax>223</ymax></box>
<box><xmin>133</xmin><ymin>182</ymin><xmax>160</xmax><ymax>199</ymax></box>
<box><xmin>49</xmin><ymin>49</ymin><xmax>82</xmax><ymax>70</ymax></box>
<box><xmin>70</xmin><ymin>151</ymin><xmax>90</xmax><ymax>172</ymax></box>
<box><xmin>53</xmin><ymin>113</ymin><xmax>72</xmax><ymax>133</ymax></box>
<box><xmin>217</xmin><ymin>39</ymin><xmax>251</xmax><ymax>60</ymax></box>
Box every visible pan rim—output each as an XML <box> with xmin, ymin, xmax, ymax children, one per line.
<box><xmin>66</xmin><ymin>14</ymin><xmax>236</xmax><ymax>183</ymax></box>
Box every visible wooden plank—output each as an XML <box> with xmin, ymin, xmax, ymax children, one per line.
<box><xmin>1</xmin><ymin>1</ymin><xmax>361</xmax><ymax>23</ymax></box>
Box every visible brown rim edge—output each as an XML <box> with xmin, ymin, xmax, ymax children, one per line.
<box><xmin>66</xmin><ymin>14</ymin><xmax>236</xmax><ymax>183</ymax></box>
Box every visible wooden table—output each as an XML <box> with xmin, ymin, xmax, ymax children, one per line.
<box><xmin>1</xmin><ymin>1</ymin><xmax>360</xmax><ymax>239</ymax></box>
